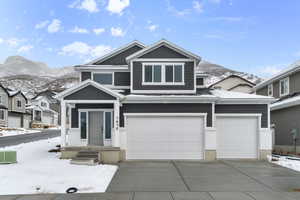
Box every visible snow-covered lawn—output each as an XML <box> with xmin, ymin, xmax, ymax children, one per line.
<box><xmin>269</xmin><ymin>155</ymin><xmax>300</xmax><ymax>172</ymax></box>
<box><xmin>0</xmin><ymin>128</ymin><xmax>41</xmax><ymax>137</ymax></box>
<box><xmin>0</xmin><ymin>137</ymin><xmax>118</xmax><ymax>195</ymax></box>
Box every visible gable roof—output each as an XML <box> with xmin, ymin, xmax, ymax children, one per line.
<box><xmin>209</xmin><ymin>74</ymin><xmax>255</xmax><ymax>88</ymax></box>
<box><xmin>55</xmin><ymin>79</ymin><xmax>124</xmax><ymax>100</ymax></box>
<box><xmin>6</xmin><ymin>89</ymin><xmax>28</xmax><ymax>102</ymax></box>
<box><xmin>85</xmin><ymin>40</ymin><xmax>146</xmax><ymax>65</ymax></box>
<box><xmin>126</xmin><ymin>39</ymin><xmax>201</xmax><ymax>63</ymax></box>
<box><xmin>0</xmin><ymin>83</ymin><xmax>9</xmax><ymax>96</ymax></box>
<box><xmin>32</xmin><ymin>90</ymin><xmax>57</xmax><ymax>100</ymax></box>
<box><xmin>255</xmin><ymin>60</ymin><xmax>300</xmax><ymax>90</ymax></box>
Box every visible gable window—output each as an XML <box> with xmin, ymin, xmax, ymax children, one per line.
<box><xmin>267</xmin><ymin>84</ymin><xmax>273</xmax><ymax>96</ymax></box>
<box><xmin>17</xmin><ymin>100</ymin><xmax>22</xmax><ymax>108</ymax></box>
<box><xmin>93</xmin><ymin>73</ymin><xmax>113</xmax><ymax>85</ymax></box>
<box><xmin>0</xmin><ymin>109</ymin><xmax>4</xmax><ymax>120</ymax></box>
<box><xmin>41</xmin><ymin>101</ymin><xmax>47</xmax><ymax>107</ymax></box>
<box><xmin>142</xmin><ymin>63</ymin><xmax>184</xmax><ymax>85</ymax></box>
<box><xmin>279</xmin><ymin>77</ymin><xmax>289</xmax><ymax>96</ymax></box>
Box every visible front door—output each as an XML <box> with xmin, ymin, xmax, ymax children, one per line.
<box><xmin>88</xmin><ymin>111</ymin><xmax>104</xmax><ymax>146</ymax></box>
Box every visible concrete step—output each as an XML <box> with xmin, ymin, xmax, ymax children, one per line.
<box><xmin>70</xmin><ymin>157</ymin><xmax>98</xmax><ymax>166</ymax></box>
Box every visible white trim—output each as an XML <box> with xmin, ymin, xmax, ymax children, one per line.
<box><xmin>91</xmin><ymin>72</ymin><xmax>114</xmax><ymax>86</ymax></box>
<box><xmin>216</xmin><ymin>99</ymin><xmax>274</xmax><ymax>104</ymax></box>
<box><xmin>78</xmin><ymin>108</ymin><xmax>113</xmax><ymax>112</ymax></box>
<box><xmin>124</xmin><ymin>113</ymin><xmax>207</xmax><ymax>117</ymax></box>
<box><xmin>279</xmin><ymin>76</ymin><xmax>289</xmax><ymax>97</ymax></box>
<box><xmin>267</xmin><ymin>104</ymin><xmax>270</xmax><ymax>129</ymax></box>
<box><xmin>141</xmin><ymin>63</ymin><xmax>185</xmax><ymax>85</ymax></box>
<box><xmin>126</xmin><ymin>39</ymin><xmax>201</xmax><ymax>63</ymax></box>
<box><xmin>211</xmin><ymin>102</ymin><xmax>215</xmax><ymax>127</ymax></box>
<box><xmin>86</xmin><ymin>41</ymin><xmax>146</xmax><ymax>65</ymax></box>
<box><xmin>215</xmin><ymin>113</ymin><xmax>262</xmax><ymax>117</ymax></box>
<box><xmin>64</xmin><ymin>100</ymin><xmax>118</xmax><ymax>104</ymax></box>
<box><xmin>130</xmin><ymin>90</ymin><xmax>196</xmax><ymax>94</ymax></box>
<box><xmin>132</xmin><ymin>58</ymin><xmax>194</xmax><ymax>62</ymax></box>
<box><xmin>267</xmin><ymin>84</ymin><xmax>273</xmax><ymax>97</ymax></box>
<box><xmin>76</xmin><ymin>66</ymin><xmax>129</xmax><ymax>71</ymax></box>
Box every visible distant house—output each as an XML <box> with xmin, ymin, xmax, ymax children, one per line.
<box><xmin>254</xmin><ymin>60</ymin><xmax>300</xmax><ymax>153</ymax></box>
<box><xmin>27</xmin><ymin>90</ymin><xmax>59</xmax><ymax>126</ymax></box>
<box><xmin>0</xmin><ymin>84</ymin><xmax>9</xmax><ymax>127</ymax></box>
<box><xmin>209</xmin><ymin>74</ymin><xmax>256</xmax><ymax>94</ymax></box>
<box><xmin>6</xmin><ymin>89</ymin><xmax>31</xmax><ymax>128</ymax></box>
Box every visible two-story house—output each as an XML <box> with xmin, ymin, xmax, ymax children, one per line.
<box><xmin>255</xmin><ymin>60</ymin><xmax>300</xmax><ymax>153</ymax></box>
<box><xmin>0</xmin><ymin>84</ymin><xmax>9</xmax><ymax>127</ymax></box>
<box><xmin>6</xmin><ymin>89</ymin><xmax>31</xmax><ymax>128</ymax></box>
<box><xmin>56</xmin><ymin>39</ymin><xmax>274</xmax><ymax>161</ymax></box>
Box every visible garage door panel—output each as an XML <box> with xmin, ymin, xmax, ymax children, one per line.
<box><xmin>126</xmin><ymin>115</ymin><xmax>204</xmax><ymax>160</ymax></box>
<box><xmin>8</xmin><ymin>116</ymin><xmax>21</xmax><ymax>128</ymax></box>
<box><xmin>217</xmin><ymin>116</ymin><xmax>258</xmax><ymax>159</ymax></box>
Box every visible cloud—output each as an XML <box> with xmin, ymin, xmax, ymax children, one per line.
<box><xmin>259</xmin><ymin>64</ymin><xmax>286</xmax><ymax>77</ymax></box>
<box><xmin>59</xmin><ymin>41</ymin><xmax>112</xmax><ymax>60</ymax></box>
<box><xmin>0</xmin><ymin>38</ymin><xmax>3</xmax><ymax>44</ymax></box>
<box><xmin>47</xmin><ymin>19</ymin><xmax>62</xmax><ymax>33</ymax></box>
<box><xmin>35</xmin><ymin>20</ymin><xmax>49</xmax><ymax>29</ymax></box>
<box><xmin>166</xmin><ymin>0</ymin><xmax>191</xmax><ymax>17</ymax></box>
<box><xmin>70</xmin><ymin>26</ymin><xmax>89</xmax><ymax>34</ymax></box>
<box><xmin>147</xmin><ymin>24</ymin><xmax>159</xmax><ymax>32</ymax></box>
<box><xmin>6</xmin><ymin>38</ymin><xmax>25</xmax><ymax>47</ymax></box>
<box><xmin>111</xmin><ymin>27</ymin><xmax>125</xmax><ymax>37</ymax></box>
<box><xmin>193</xmin><ymin>1</ymin><xmax>203</xmax><ymax>13</ymax></box>
<box><xmin>17</xmin><ymin>45</ymin><xmax>33</xmax><ymax>53</ymax></box>
<box><xmin>106</xmin><ymin>0</ymin><xmax>130</xmax><ymax>15</ymax></box>
<box><xmin>210</xmin><ymin>17</ymin><xmax>243</xmax><ymax>22</ymax></box>
<box><xmin>93</xmin><ymin>28</ymin><xmax>105</xmax><ymax>35</ymax></box>
<box><xmin>69</xmin><ymin>0</ymin><xmax>99</xmax><ymax>13</ymax></box>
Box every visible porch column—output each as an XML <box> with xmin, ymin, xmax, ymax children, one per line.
<box><xmin>113</xmin><ymin>101</ymin><xmax>120</xmax><ymax>147</ymax></box>
<box><xmin>61</xmin><ymin>100</ymin><xmax>67</xmax><ymax>147</ymax></box>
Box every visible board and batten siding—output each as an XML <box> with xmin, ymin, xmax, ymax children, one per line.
<box><xmin>140</xmin><ymin>46</ymin><xmax>188</xmax><ymax>59</ymax></box>
<box><xmin>64</xmin><ymin>85</ymin><xmax>116</xmax><ymax>100</ymax></box>
<box><xmin>132</xmin><ymin>61</ymin><xmax>195</xmax><ymax>91</ymax></box>
<box><xmin>215</xmin><ymin>104</ymin><xmax>268</xmax><ymax>128</ymax></box>
<box><xmin>120</xmin><ymin>103</ymin><xmax>213</xmax><ymax>127</ymax></box>
<box><xmin>271</xmin><ymin>105</ymin><xmax>300</xmax><ymax>146</ymax></box>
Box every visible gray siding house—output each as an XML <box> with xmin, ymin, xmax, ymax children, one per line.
<box><xmin>56</xmin><ymin>39</ymin><xmax>274</xmax><ymax>161</ymax></box>
<box><xmin>255</xmin><ymin>60</ymin><xmax>300</xmax><ymax>153</ymax></box>
<box><xmin>0</xmin><ymin>84</ymin><xmax>9</xmax><ymax>127</ymax></box>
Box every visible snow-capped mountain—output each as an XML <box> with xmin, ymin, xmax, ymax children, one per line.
<box><xmin>0</xmin><ymin>56</ymin><xmax>263</xmax><ymax>99</ymax></box>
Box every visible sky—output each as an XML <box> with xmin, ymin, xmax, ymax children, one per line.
<box><xmin>0</xmin><ymin>0</ymin><xmax>300</xmax><ymax>78</ymax></box>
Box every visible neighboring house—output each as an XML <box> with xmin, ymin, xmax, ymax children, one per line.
<box><xmin>28</xmin><ymin>90</ymin><xmax>60</xmax><ymax>126</ymax></box>
<box><xmin>210</xmin><ymin>74</ymin><xmax>256</xmax><ymax>93</ymax></box>
<box><xmin>6</xmin><ymin>89</ymin><xmax>31</xmax><ymax>128</ymax></box>
<box><xmin>0</xmin><ymin>84</ymin><xmax>9</xmax><ymax>127</ymax></box>
<box><xmin>56</xmin><ymin>39</ymin><xmax>274</xmax><ymax>161</ymax></box>
<box><xmin>255</xmin><ymin>60</ymin><xmax>300</xmax><ymax>153</ymax></box>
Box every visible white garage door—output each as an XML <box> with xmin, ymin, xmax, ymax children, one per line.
<box><xmin>8</xmin><ymin>116</ymin><xmax>21</xmax><ymax>128</ymax></box>
<box><xmin>126</xmin><ymin>114</ymin><xmax>204</xmax><ymax>160</ymax></box>
<box><xmin>216</xmin><ymin>116</ymin><xmax>258</xmax><ymax>159</ymax></box>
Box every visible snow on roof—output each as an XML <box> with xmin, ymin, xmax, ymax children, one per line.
<box><xmin>271</xmin><ymin>95</ymin><xmax>300</xmax><ymax>111</ymax></box>
<box><xmin>7</xmin><ymin>90</ymin><xmax>19</xmax><ymax>96</ymax></box>
<box><xmin>255</xmin><ymin>60</ymin><xmax>300</xmax><ymax>90</ymax></box>
<box><xmin>211</xmin><ymin>89</ymin><xmax>274</xmax><ymax>99</ymax></box>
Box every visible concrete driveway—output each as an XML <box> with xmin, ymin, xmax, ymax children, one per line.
<box><xmin>106</xmin><ymin>160</ymin><xmax>300</xmax><ymax>200</ymax></box>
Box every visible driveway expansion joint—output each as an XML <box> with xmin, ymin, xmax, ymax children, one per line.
<box><xmin>171</xmin><ymin>160</ymin><xmax>191</xmax><ymax>192</ymax></box>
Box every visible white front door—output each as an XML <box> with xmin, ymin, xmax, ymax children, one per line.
<box><xmin>126</xmin><ymin>114</ymin><xmax>204</xmax><ymax>160</ymax></box>
<box><xmin>216</xmin><ymin>116</ymin><xmax>259</xmax><ymax>159</ymax></box>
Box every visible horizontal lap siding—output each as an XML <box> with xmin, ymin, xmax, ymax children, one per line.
<box><xmin>271</xmin><ymin>106</ymin><xmax>300</xmax><ymax>145</ymax></box>
<box><xmin>215</xmin><ymin>104</ymin><xmax>268</xmax><ymax>128</ymax></box>
<box><xmin>120</xmin><ymin>103</ymin><xmax>212</xmax><ymax>127</ymax></box>
<box><xmin>114</xmin><ymin>72</ymin><xmax>130</xmax><ymax>86</ymax></box>
<box><xmin>132</xmin><ymin>61</ymin><xmax>194</xmax><ymax>91</ymax></box>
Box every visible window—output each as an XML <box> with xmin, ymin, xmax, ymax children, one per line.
<box><xmin>34</xmin><ymin>110</ymin><xmax>42</xmax><ymax>121</ymax></box>
<box><xmin>80</xmin><ymin>112</ymin><xmax>87</xmax><ymax>139</ymax></box>
<box><xmin>93</xmin><ymin>73</ymin><xmax>113</xmax><ymax>85</ymax></box>
<box><xmin>105</xmin><ymin>112</ymin><xmax>112</xmax><ymax>139</ymax></box>
<box><xmin>196</xmin><ymin>77</ymin><xmax>204</xmax><ymax>86</ymax></box>
<box><xmin>41</xmin><ymin>101</ymin><xmax>47</xmax><ymax>107</ymax></box>
<box><xmin>0</xmin><ymin>109</ymin><xmax>4</xmax><ymax>120</ymax></box>
<box><xmin>17</xmin><ymin>100</ymin><xmax>22</xmax><ymax>108</ymax></box>
<box><xmin>280</xmin><ymin>77</ymin><xmax>289</xmax><ymax>96</ymax></box>
<box><xmin>142</xmin><ymin>63</ymin><xmax>184</xmax><ymax>85</ymax></box>
<box><xmin>267</xmin><ymin>84</ymin><xmax>273</xmax><ymax>96</ymax></box>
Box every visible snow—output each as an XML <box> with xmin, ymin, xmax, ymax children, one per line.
<box><xmin>268</xmin><ymin>155</ymin><xmax>300</xmax><ymax>172</ymax></box>
<box><xmin>0</xmin><ymin>128</ymin><xmax>41</xmax><ymax>137</ymax></box>
<box><xmin>211</xmin><ymin>89</ymin><xmax>274</xmax><ymax>99</ymax></box>
<box><xmin>0</xmin><ymin>137</ymin><xmax>118</xmax><ymax>195</ymax></box>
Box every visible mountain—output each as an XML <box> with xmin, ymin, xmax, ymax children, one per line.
<box><xmin>0</xmin><ymin>56</ymin><xmax>263</xmax><ymax>99</ymax></box>
<box><xmin>197</xmin><ymin>60</ymin><xmax>263</xmax><ymax>85</ymax></box>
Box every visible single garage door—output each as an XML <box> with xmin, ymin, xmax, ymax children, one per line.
<box><xmin>8</xmin><ymin>116</ymin><xmax>21</xmax><ymax>128</ymax></box>
<box><xmin>216</xmin><ymin>115</ymin><xmax>259</xmax><ymax>159</ymax></box>
<box><xmin>126</xmin><ymin>114</ymin><xmax>204</xmax><ymax>160</ymax></box>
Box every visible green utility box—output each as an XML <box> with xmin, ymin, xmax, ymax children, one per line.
<box><xmin>0</xmin><ymin>151</ymin><xmax>17</xmax><ymax>164</ymax></box>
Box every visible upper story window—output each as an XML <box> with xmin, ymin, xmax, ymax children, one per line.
<box><xmin>142</xmin><ymin>63</ymin><xmax>184</xmax><ymax>85</ymax></box>
<box><xmin>17</xmin><ymin>99</ymin><xmax>22</xmax><ymax>108</ymax></box>
<box><xmin>41</xmin><ymin>101</ymin><xmax>47</xmax><ymax>107</ymax></box>
<box><xmin>93</xmin><ymin>73</ymin><xmax>113</xmax><ymax>85</ymax></box>
<box><xmin>267</xmin><ymin>84</ymin><xmax>273</xmax><ymax>96</ymax></box>
<box><xmin>279</xmin><ymin>77</ymin><xmax>289</xmax><ymax>96</ymax></box>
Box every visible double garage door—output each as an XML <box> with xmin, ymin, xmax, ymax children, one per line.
<box><xmin>126</xmin><ymin>114</ymin><xmax>204</xmax><ymax>160</ymax></box>
<box><xmin>126</xmin><ymin>114</ymin><xmax>259</xmax><ymax>160</ymax></box>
